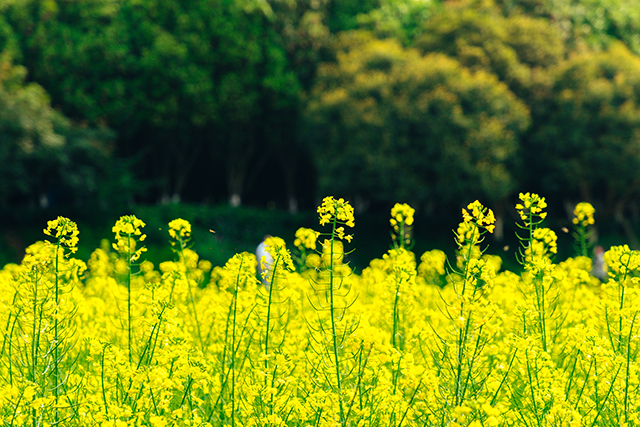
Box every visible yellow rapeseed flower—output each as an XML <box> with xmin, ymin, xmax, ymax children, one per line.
<box><xmin>168</xmin><ymin>218</ymin><xmax>192</xmax><ymax>240</ymax></box>
<box><xmin>572</xmin><ymin>202</ymin><xmax>595</xmax><ymax>227</ymax></box>
<box><xmin>390</xmin><ymin>203</ymin><xmax>415</xmax><ymax>230</ymax></box>
<box><xmin>390</xmin><ymin>203</ymin><xmax>415</xmax><ymax>247</ymax></box>
<box><xmin>294</xmin><ymin>227</ymin><xmax>319</xmax><ymax>250</ymax></box>
<box><xmin>43</xmin><ymin>216</ymin><xmax>80</xmax><ymax>252</ymax></box>
<box><xmin>317</xmin><ymin>196</ymin><xmax>355</xmax><ymax>228</ymax></box>
<box><xmin>605</xmin><ymin>245</ymin><xmax>640</xmax><ymax>278</ymax></box>
<box><xmin>112</xmin><ymin>215</ymin><xmax>147</xmax><ymax>261</ymax></box>
<box><xmin>532</xmin><ymin>228</ymin><xmax>558</xmax><ymax>255</ymax></box>
<box><xmin>516</xmin><ymin>192</ymin><xmax>548</xmax><ymax>222</ymax></box>
<box><xmin>264</xmin><ymin>236</ymin><xmax>295</xmax><ymax>272</ymax></box>
<box><xmin>462</xmin><ymin>200</ymin><xmax>496</xmax><ymax>233</ymax></box>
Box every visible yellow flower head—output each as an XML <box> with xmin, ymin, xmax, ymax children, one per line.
<box><xmin>456</xmin><ymin>221</ymin><xmax>480</xmax><ymax>247</ymax></box>
<box><xmin>198</xmin><ymin>259</ymin><xmax>212</xmax><ymax>272</ymax></box>
<box><xmin>43</xmin><ymin>216</ymin><xmax>80</xmax><ymax>252</ymax></box>
<box><xmin>605</xmin><ymin>245</ymin><xmax>640</xmax><ymax>278</ymax></box>
<box><xmin>168</xmin><ymin>218</ymin><xmax>191</xmax><ymax>240</ymax></box>
<box><xmin>529</xmin><ymin>228</ymin><xmax>558</xmax><ymax>257</ymax></box>
<box><xmin>317</xmin><ymin>196</ymin><xmax>355</xmax><ymax>228</ymax></box>
<box><xmin>418</xmin><ymin>249</ymin><xmax>447</xmax><ymax>278</ymax></box>
<box><xmin>112</xmin><ymin>215</ymin><xmax>147</xmax><ymax>261</ymax></box>
<box><xmin>294</xmin><ymin>227</ymin><xmax>319</xmax><ymax>250</ymax></box>
<box><xmin>390</xmin><ymin>203</ymin><xmax>415</xmax><ymax>247</ymax></box>
<box><xmin>572</xmin><ymin>202</ymin><xmax>595</xmax><ymax>227</ymax></box>
<box><xmin>515</xmin><ymin>192</ymin><xmax>548</xmax><ymax>222</ymax></box>
<box><xmin>455</xmin><ymin>201</ymin><xmax>495</xmax><ymax>251</ymax></box>
<box><xmin>264</xmin><ymin>236</ymin><xmax>295</xmax><ymax>272</ymax></box>
<box><xmin>462</xmin><ymin>200</ymin><xmax>496</xmax><ymax>233</ymax></box>
<box><xmin>390</xmin><ymin>203</ymin><xmax>415</xmax><ymax>230</ymax></box>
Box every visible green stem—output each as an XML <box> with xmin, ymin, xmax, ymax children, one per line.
<box><xmin>101</xmin><ymin>346</ymin><xmax>109</xmax><ymax>415</ymax></box>
<box><xmin>392</xmin><ymin>273</ymin><xmax>401</xmax><ymax>349</ymax></box>
<box><xmin>526</xmin><ymin>354</ymin><xmax>543</xmax><ymax>427</ymax></box>
<box><xmin>589</xmin><ymin>365</ymin><xmax>621</xmax><ymax>427</ymax></box>
<box><xmin>229</xmin><ymin>257</ymin><xmax>244</xmax><ymax>427</ymax></box>
<box><xmin>574</xmin><ymin>357</ymin><xmax>593</xmax><ymax>410</ymax></box>
<box><xmin>329</xmin><ymin>214</ymin><xmax>346</xmax><ymax>424</ymax></box>
<box><xmin>264</xmin><ymin>255</ymin><xmax>281</xmax><ymax>416</ymax></box>
<box><xmin>179</xmin><ymin>238</ymin><xmax>204</xmax><ymax>350</ymax></box>
<box><xmin>397</xmin><ymin>376</ymin><xmax>423</xmax><ymax>427</ymax></box>
<box><xmin>624</xmin><ymin>312</ymin><xmax>637</xmax><ymax>423</ymax></box>
<box><xmin>127</xmin><ymin>234</ymin><xmax>133</xmax><ymax>364</ymax></box>
<box><xmin>53</xmin><ymin>232</ymin><xmax>63</xmax><ymax>424</ymax></box>
<box><xmin>264</xmin><ymin>257</ymin><xmax>280</xmax><ymax>374</ymax></box>
<box><xmin>454</xmin><ymin>225</ymin><xmax>479</xmax><ymax>406</ymax></box>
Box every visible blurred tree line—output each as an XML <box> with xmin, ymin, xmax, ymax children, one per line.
<box><xmin>3</xmin><ymin>0</ymin><xmax>640</xmax><ymax>239</ymax></box>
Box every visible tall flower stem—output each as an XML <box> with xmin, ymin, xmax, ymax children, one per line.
<box><xmin>329</xmin><ymin>214</ymin><xmax>346</xmax><ymax>424</ymax></box>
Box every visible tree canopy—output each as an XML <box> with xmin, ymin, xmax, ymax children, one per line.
<box><xmin>2</xmin><ymin>0</ymin><xmax>640</xmax><ymax>229</ymax></box>
<box><xmin>304</xmin><ymin>32</ymin><xmax>529</xmax><ymax>210</ymax></box>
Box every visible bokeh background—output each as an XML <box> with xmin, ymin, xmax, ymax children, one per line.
<box><xmin>1</xmin><ymin>0</ymin><xmax>639</xmax><ymax>269</ymax></box>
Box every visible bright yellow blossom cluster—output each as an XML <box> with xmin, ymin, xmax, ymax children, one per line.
<box><xmin>317</xmin><ymin>196</ymin><xmax>355</xmax><ymax>227</ymax></box>
<box><xmin>43</xmin><ymin>216</ymin><xmax>80</xmax><ymax>252</ymax></box>
<box><xmin>572</xmin><ymin>202</ymin><xmax>596</xmax><ymax>257</ymax></box>
<box><xmin>335</xmin><ymin>226</ymin><xmax>353</xmax><ymax>242</ymax></box>
<box><xmin>532</xmin><ymin>227</ymin><xmax>558</xmax><ymax>255</ymax></box>
<box><xmin>456</xmin><ymin>201</ymin><xmax>495</xmax><ymax>251</ymax></box>
<box><xmin>390</xmin><ymin>203</ymin><xmax>415</xmax><ymax>248</ymax></box>
<box><xmin>263</xmin><ymin>236</ymin><xmax>295</xmax><ymax>273</ymax></box>
<box><xmin>573</xmin><ymin>202</ymin><xmax>595</xmax><ymax>227</ymax></box>
<box><xmin>168</xmin><ymin>218</ymin><xmax>191</xmax><ymax>240</ymax></box>
<box><xmin>112</xmin><ymin>215</ymin><xmax>147</xmax><ymax>261</ymax></box>
<box><xmin>390</xmin><ymin>203</ymin><xmax>415</xmax><ymax>230</ymax></box>
<box><xmin>604</xmin><ymin>244</ymin><xmax>640</xmax><ymax>279</ymax></box>
<box><xmin>516</xmin><ymin>192</ymin><xmax>548</xmax><ymax>222</ymax></box>
<box><xmin>456</xmin><ymin>220</ymin><xmax>482</xmax><ymax>247</ymax></box>
<box><xmin>462</xmin><ymin>200</ymin><xmax>496</xmax><ymax>233</ymax></box>
<box><xmin>294</xmin><ymin>227</ymin><xmax>318</xmax><ymax>250</ymax></box>
<box><xmin>417</xmin><ymin>249</ymin><xmax>447</xmax><ymax>285</ymax></box>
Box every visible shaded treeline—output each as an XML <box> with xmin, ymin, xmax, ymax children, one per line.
<box><xmin>3</xmin><ymin>0</ymin><xmax>640</xmax><ymax>241</ymax></box>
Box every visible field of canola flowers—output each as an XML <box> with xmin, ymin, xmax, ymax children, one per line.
<box><xmin>1</xmin><ymin>194</ymin><xmax>639</xmax><ymax>427</ymax></box>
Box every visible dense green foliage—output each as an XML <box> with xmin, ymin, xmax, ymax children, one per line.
<box><xmin>3</xmin><ymin>0</ymin><xmax>640</xmax><ymax>231</ymax></box>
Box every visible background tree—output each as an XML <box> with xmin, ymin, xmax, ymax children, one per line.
<box><xmin>496</xmin><ymin>0</ymin><xmax>640</xmax><ymax>54</ymax></box>
<box><xmin>528</xmin><ymin>42</ymin><xmax>640</xmax><ymax>244</ymax></box>
<box><xmin>356</xmin><ymin>0</ymin><xmax>441</xmax><ymax>45</ymax></box>
<box><xmin>304</xmin><ymin>32</ymin><xmax>530</xmax><ymax>219</ymax></box>
<box><xmin>415</xmin><ymin>2</ymin><xmax>566</xmax><ymax>101</ymax></box>
<box><xmin>0</xmin><ymin>52</ymin><xmax>65</xmax><ymax>208</ymax></box>
<box><xmin>0</xmin><ymin>51</ymin><xmax>130</xmax><ymax>210</ymax></box>
<box><xmin>5</xmin><ymin>0</ymin><xmax>306</xmax><ymax>206</ymax></box>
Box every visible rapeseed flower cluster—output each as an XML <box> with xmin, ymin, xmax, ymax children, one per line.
<box><xmin>317</xmin><ymin>196</ymin><xmax>355</xmax><ymax>227</ymax></box>
<box><xmin>573</xmin><ymin>202</ymin><xmax>596</xmax><ymax>257</ymax></box>
<box><xmin>390</xmin><ymin>202</ymin><xmax>415</xmax><ymax>248</ymax></box>
<box><xmin>573</xmin><ymin>202</ymin><xmax>596</xmax><ymax>226</ymax></box>
<box><xmin>294</xmin><ymin>227</ymin><xmax>318</xmax><ymax>250</ymax></box>
<box><xmin>43</xmin><ymin>216</ymin><xmax>80</xmax><ymax>252</ymax></box>
<box><xmin>168</xmin><ymin>218</ymin><xmax>192</xmax><ymax>241</ymax></box>
<box><xmin>462</xmin><ymin>200</ymin><xmax>496</xmax><ymax>233</ymax></box>
<box><xmin>112</xmin><ymin>214</ymin><xmax>147</xmax><ymax>261</ymax></box>
<box><xmin>3</xmin><ymin>194</ymin><xmax>640</xmax><ymax>427</ymax></box>
<box><xmin>516</xmin><ymin>192</ymin><xmax>548</xmax><ymax>222</ymax></box>
<box><xmin>526</xmin><ymin>228</ymin><xmax>558</xmax><ymax>259</ymax></box>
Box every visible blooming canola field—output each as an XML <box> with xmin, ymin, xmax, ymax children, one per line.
<box><xmin>1</xmin><ymin>195</ymin><xmax>639</xmax><ymax>427</ymax></box>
